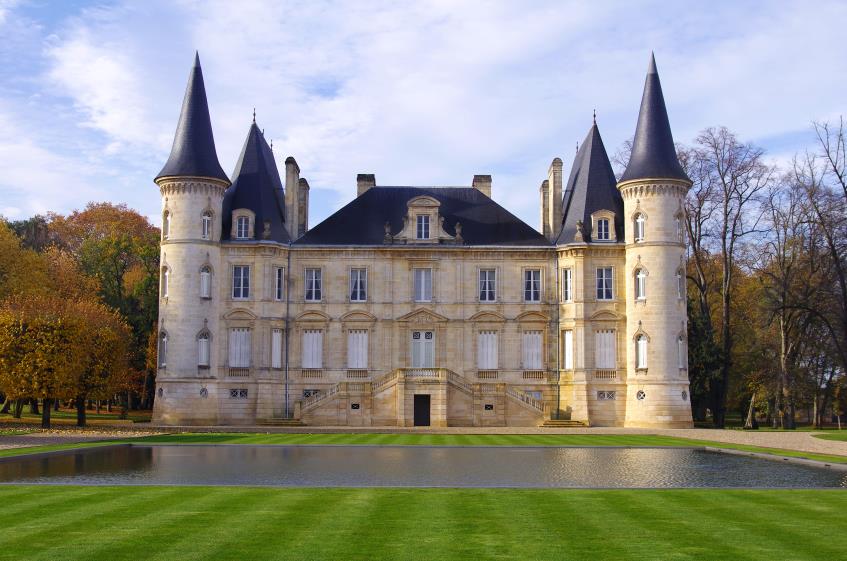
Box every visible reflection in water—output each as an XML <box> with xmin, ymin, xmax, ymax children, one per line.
<box><xmin>0</xmin><ymin>445</ymin><xmax>844</xmax><ymax>489</ymax></box>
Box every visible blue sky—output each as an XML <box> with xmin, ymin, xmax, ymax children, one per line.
<box><xmin>0</xmin><ymin>0</ymin><xmax>845</xmax><ymax>230</ymax></box>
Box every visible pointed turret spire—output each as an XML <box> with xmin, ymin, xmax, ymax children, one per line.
<box><xmin>619</xmin><ymin>53</ymin><xmax>689</xmax><ymax>183</ymax></box>
<box><xmin>556</xmin><ymin>121</ymin><xmax>624</xmax><ymax>244</ymax></box>
<box><xmin>156</xmin><ymin>53</ymin><xmax>229</xmax><ymax>183</ymax></box>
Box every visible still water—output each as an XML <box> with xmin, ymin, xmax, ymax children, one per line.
<box><xmin>0</xmin><ymin>445</ymin><xmax>844</xmax><ymax>488</ymax></box>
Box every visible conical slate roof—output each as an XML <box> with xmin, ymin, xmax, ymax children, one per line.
<box><xmin>556</xmin><ymin>122</ymin><xmax>623</xmax><ymax>244</ymax></box>
<box><xmin>156</xmin><ymin>53</ymin><xmax>229</xmax><ymax>183</ymax></box>
<box><xmin>619</xmin><ymin>54</ymin><xmax>689</xmax><ymax>184</ymax></box>
<box><xmin>221</xmin><ymin>122</ymin><xmax>290</xmax><ymax>243</ymax></box>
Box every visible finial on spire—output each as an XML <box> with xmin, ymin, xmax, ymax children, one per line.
<box><xmin>270</xmin><ymin>139</ymin><xmax>273</xmax><ymax>151</ymax></box>
<box><xmin>576</xmin><ymin>141</ymin><xmax>579</xmax><ymax>155</ymax></box>
<box><xmin>593</xmin><ymin>108</ymin><xmax>596</xmax><ymax>124</ymax></box>
<box><xmin>252</xmin><ymin>107</ymin><xmax>256</xmax><ymax>123</ymax></box>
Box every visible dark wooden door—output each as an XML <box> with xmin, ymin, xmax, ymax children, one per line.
<box><xmin>413</xmin><ymin>394</ymin><xmax>431</xmax><ymax>426</ymax></box>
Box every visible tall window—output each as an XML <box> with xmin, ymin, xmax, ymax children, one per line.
<box><xmin>477</xmin><ymin>330</ymin><xmax>498</xmax><ymax>370</ymax></box>
<box><xmin>561</xmin><ymin>268</ymin><xmax>573</xmax><ymax>302</ymax></box>
<box><xmin>350</xmin><ymin>268</ymin><xmax>367</xmax><ymax>302</ymax></box>
<box><xmin>677</xmin><ymin>269</ymin><xmax>685</xmax><ymax>299</ymax></box>
<box><xmin>416</xmin><ymin>215</ymin><xmax>430</xmax><ymax>239</ymax></box>
<box><xmin>522</xmin><ymin>330</ymin><xmax>543</xmax><ymax>370</ymax></box>
<box><xmin>200</xmin><ymin>266</ymin><xmax>211</xmax><ymax>299</ymax></box>
<box><xmin>594</xmin><ymin>330</ymin><xmax>616</xmax><ymax>369</ymax></box>
<box><xmin>597</xmin><ymin>218</ymin><xmax>610</xmax><ymax>240</ymax></box>
<box><xmin>198</xmin><ymin>332</ymin><xmax>210</xmax><ymax>367</ymax></box>
<box><xmin>274</xmin><ymin>267</ymin><xmax>285</xmax><ymax>301</ymax></box>
<box><xmin>524</xmin><ymin>269</ymin><xmax>541</xmax><ymax>302</ymax></box>
<box><xmin>413</xmin><ymin>268</ymin><xmax>432</xmax><ymax>302</ymax></box>
<box><xmin>677</xmin><ymin>335</ymin><xmax>686</xmax><ymax>369</ymax></box>
<box><xmin>228</xmin><ymin>328</ymin><xmax>251</xmax><ymax>367</ymax></box>
<box><xmin>596</xmin><ymin>267</ymin><xmax>613</xmax><ymax>300</ymax></box>
<box><xmin>635</xmin><ymin>268</ymin><xmax>647</xmax><ymax>300</ymax></box>
<box><xmin>162</xmin><ymin>211</ymin><xmax>170</xmax><ymax>240</ymax></box>
<box><xmin>302</xmin><ymin>329</ymin><xmax>323</xmax><ymax>368</ymax></box>
<box><xmin>563</xmin><ymin>329</ymin><xmax>574</xmax><ymax>370</ymax></box>
<box><xmin>636</xmin><ymin>334</ymin><xmax>648</xmax><ymax>369</ymax></box>
<box><xmin>347</xmin><ymin>329</ymin><xmax>368</xmax><ymax>369</ymax></box>
<box><xmin>236</xmin><ymin>216</ymin><xmax>249</xmax><ymax>239</ymax></box>
<box><xmin>676</xmin><ymin>217</ymin><xmax>684</xmax><ymax>243</ymax></box>
<box><xmin>271</xmin><ymin>328</ymin><xmax>283</xmax><ymax>369</ymax></box>
<box><xmin>158</xmin><ymin>331</ymin><xmax>168</xmax><ymax>368</ymax></box>
<box><xmin>202</xmin><ymin>211</ymin><xmax>212</xmax><ymax>240</ymax></box>
<box><xmin>161</xmin><ymin>267</ymin><xmax>170</xmax><ymax>298</ymax></box>
<box><xmin>232</xmin><ymin>266</ymin><xmax>250</xmax><ymax>299</ymax></box>
<box><xmin>305</xmin><ymin>268</ymin><xmax>322</xmax><ymax>301</ymax></box>
<box><xmin>479</xmin><ymin>269</ymin><xmax>496</xmax><ymax>302</ymax></box>
<box><xmin>634</xmin><ymin>213</ymin><xmax>645</xmax><ymax>242</ymax></box>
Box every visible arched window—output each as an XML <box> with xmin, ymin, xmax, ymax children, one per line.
<box><xmin>158</xmin><ymin>331</ymin><xmax>168</xmax><ymax>368</ymax></box>
<box><xmin>676</xmin><ymin>216</ymin><xmax>684</xmax><ymax>243</ymax></box>
<box><xmin>200</xmin><ymin>266</ymin><xmax>212</xmax><ymax>299</ymax></box>
<box><xmin>202</xmin><ymin>211</ymin><xmax>212</xmax><ymax>240</ymax></box>
<box><xmin>635</xmin><ymin>268</ymin><xmax>647</xmax><ymax>300</ymax></box>
<box><xmin>236</xmin><ymin>216</ymin><xmax>249</xmax><ymax>239</ymax></box>
<box><xmin>161</xmin><ymin>267</ymin><xmax>170</xmax><ymax>298</ymax></box>
<box><xmin>636</xmin><ymin>334</ymin><xmax>647</xmax><ymax>369</ymax></box>
<box><xmin>198</xmin><ymin>331</ymin><xmax>210</xmax><ymax>367</ymax></box>
<box><xmin>677</xmin><ymin>335</ymin><xmax>686</xmax><ymax>369</ymax></box>
<box><xmin>677</xmin><ymin>269</ymin><xmax>685</xmax><ymax>299</ymax></box>
<box><xmin>634</xmin><ymin>213</ymin><xmax>645</xmax><ymax>242</ymax></box>
<box><xmin>162</xmin><ymin>211</ymin><xmax>171</xmax><ymax>240</ymax></box>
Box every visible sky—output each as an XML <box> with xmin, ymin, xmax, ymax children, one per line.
<box><xmin>0</xmin><ymin>0</ymin><xmax>845</xmax><ymax>230</ymax></box>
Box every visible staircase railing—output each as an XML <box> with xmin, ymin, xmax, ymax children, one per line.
<box><xmin>505</xmin><ymin>387</ymin><xmax>545</xmax><ymax>413</ymax></box>
<box><xmin>302</xmin><ymin>383</ymin><xmax>340</xmax><ymax>411</ymax></box>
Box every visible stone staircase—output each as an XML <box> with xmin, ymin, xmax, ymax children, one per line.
<box><xmin>541</xmin><ymin>419</ymin><xmax>588</xmax><ymax>428</ymax></box>
<box><xmin>258</xmin><ymin>418</ymin><xmax>305</xmax><ymax>427</ymax></box>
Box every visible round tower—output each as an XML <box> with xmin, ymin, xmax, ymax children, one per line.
<box><xmin>153</xmin><ymin>53</ymin><xmax>230</xmax><ymax>425</ymax></box>
<box><xmin>619</xmin><ymin>54</ymin><xmax>693</xmax><ymax>428</ymax></box>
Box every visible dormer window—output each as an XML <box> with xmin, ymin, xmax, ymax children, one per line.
<box><xmin>416</xmin><ymin>215</ymin><xmax>430</xmax><ymax>239</ymax></box>
<box><xmin>236</xmin><ymin>216</ymin><xmax>249</xmax><ymax>239</ymax></box>
<box><xmin>597</xmin><ymin>219</ymin><xmax>610</xmax><ymax>240</ymax></box>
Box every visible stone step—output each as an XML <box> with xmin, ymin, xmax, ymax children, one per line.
<box><xmin>258</xmin><ymin>419</ymin><xmax>305</xmax><ymax>426</ymax></box>
<box><xmin>541</xmin><ymin>419</ymin><xmax>587</xmax><ymax>428</ymax></box>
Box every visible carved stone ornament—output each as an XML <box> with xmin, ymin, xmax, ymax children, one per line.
<box><xmin>574</xmin><ymin>220</ymin><xmax>585</xmax><ymax>242</ymax></box>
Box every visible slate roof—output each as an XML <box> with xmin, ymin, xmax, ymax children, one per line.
<box><xmin>221</xmin><ymin>122</ymin><xmax>290</xmax><ymax>243</ymax></box>
<box><xmin>619</xmin><ymin>53</ymin><xmax>690</xmax><ymax>184</ymax></box>
<box><xmin>556</xmin><ymin>123</ymin><xmax>624</xmax><ymax>244</ymax></box>
<box><xmin>156</xmin><ymin>53</ymin><xmax>229</xmax><ymax>183</ymax></box>
<box><xmin>296</xmin><ymin>187</ymin><xmax>550</xmax><ymax>246</ymax></box>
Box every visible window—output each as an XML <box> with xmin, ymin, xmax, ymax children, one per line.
<box><xmin>477</xmin><ymin>330</ymin><xmax>498</xmax><ymax>370</ymax></box>
<box><xmin>563</xmin><ymin>330</ymin><xmax>574</xmax><ymax>369</ymax></box>
<box><xmin>522</xmin><ymin>331</ymin><xmax>543</xmax><ymax>370</ymax></box>
<box><xmin>413</xmin><ymin>268</ymin><xmax>432</xmax><ymax>302</ymax></box>
<box><xmin>274</xmin><ymin>267</ymin><xmax>285</xmax><ymax>301</ymax></box>
<box><xmin>162</xmin><ymin>211</ymin><xmax>170</xmax><ymax>240</ymax></box>
<box><xmin>678</xmin><ymin>335</ymin><xmax>686</xmax><ymax>369</ymax></box>
<box><xmin>350</xmin><ymin>268</ymin><xmax>367</xmax><ymax>302</ymax></box>
<box><xmin>302</xmin><ymin>329</ymin><xmax>323</xmax><ymax>368</ymax></box>
<box><xmin>524</xmin><ymin>269</ymin><xmax>541</xmax><ymax>302</ymax></box>
<box><xmin>479</xmin><ymin>269</ymin><xmax>496</xmax><ymax>302</ymax></box>
<box><xmin>416</xmin><ymin>215</ymin><xmax>430</xmax><ymax>239</ymax></box>
<box><xmin>596</xmin><ymin>267</ymin><xmax>613</xmax><ymax>300</ymax></box>
<box><xmin>229</xmin><ymin>388</ymin><xmax>248</xmax><ymax>399</ymax></box>
<box><xmin>158</xmin><ymin>331</ymin><xmax>168</xmax><ymax>368</ymax></box>
<box><xmin>636</xmin><ymin>334</ymin><xmax>648</xmax><ymax>369</ymax></box>
<box><xmin>236</xmin><ymin>216</ymin><xmax>250</xmax><ymax>239</ymax></box>
<box><xmin>562</xmin><ymin>269</ymin><xmax>573</xmax><ymax>302</ymax></box>
<box><xmin>634</xmin><ymin>213</ymin><xmax>645</xmax><ymax>242</ymax></box>
<box><xmin>161</xmin><ymin>267</ymin><xmax>169</xmax><ymax>298</ymax></box>
<box><xmin>411</xmin><ymin>330</ymin><xmax>435</xmax><ymax>368</ymax></box>
<box><xmin>228</xmin><ymin>328</ymin><xmax>251</xmax><ymax>367</ymax></box>
<box><xmin>198</xmin><ymin>332</ymin><xmax>210</xmax><ymax>367</ymax></box>
<box><xmin>305</xmin><ymin>268</ymin><xmax>322</xmax><ymax>301</ymax></box>
<box><xmin>232</xmin><ymin>266</ymin><xmax>250</xmax><ymax>299</ymax></box>
<box><xmin>200</xmin><ymin>266</ymin><xmax>211</xmax><ymax>299</ymax></box>
<box><xmin>271</xmin><ymin>328</ymin><xmax>283</xmax><ymax>369</ymax></box>
<box><xmin>594</xmin><ymin>330</ymin><xmax>616</xmax><ymax>369</ymax></box>
<box><xmin>635</xmin><ymin>268</ymin><xmax>647</xmax><ymax>300</ymax></box>
<box><xmin>597</xmin><ymin>390</ymin><xmax>616</xmax><ymax>400</ymax></box>
<box><xmin>202</xmin><ymin>211</ymin><xmax>212</xmax><ymax>240</ymax></box>
<box><xmin>597</xmin><ymin>218</ymin><xmax>610</xmax><ymax>240</ymax></box>
<box><xmin>676</xmin><ymin>217</ymin><xmax>684</xmax><ymax>243</ymax></box>
<box><xmin>677</xmin><ymin>269</ymin><xmax>685</xmax><ymax>299</ymax></box>
<box><xmin>347</xmin><ymin>329</ymin><xmax>368</xmax><ymax>369</ymax></box>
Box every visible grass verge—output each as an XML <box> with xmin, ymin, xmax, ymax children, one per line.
<box><xmin>814</xmin><ymin>432</ymin><xmax>847</xmax><ymax>442</ymax></box>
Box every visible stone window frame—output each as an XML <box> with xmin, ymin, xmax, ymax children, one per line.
<box><xmin>476</xmin><ymin>329</ymin><xmax>499</xmax><ymax>371</ymax></box>
<box><xmin>595</xmin><ymin>266</ymin><xmax>615</xmax><ymax>301</ymax></box>
<box><xmin>632</xmin><ymin>210</ymin><xmax>647</xmax><ymax>243</ymax></box>
<box><xmin>161</xmin><ymin>264</ymin><xmax>170</xmax><ymax>300</ymax></box>
<box><xmin>197</xmin><ymin>328</ymin><xmax>212</xmax><ymax>369</ymax></box>
<box><xmin>201</xmin><ymin>209</ymin><xmax>214</xmax><ymax>240</ymax></box>
<box><xmin>633</xmin><ymin>328</ymin><xmax>650</xmax><ymax>371</ymax></box>
<box><xmin>162</xmin><ymin>209</ymin><xmax>171</xmax><ymax>240</ymax></box>
<box><xmin>231</xmin><ymin>208</ymin><xmax>256</xmax><ymax>240</ymax></box>
<box><xmin>349</xmin><ymin>267</ymin><xmax>368</xmax><ymax>303</ymax></box>
<box><xmin>199</xmin><ymin>263</ymin><xmax>213</xmax><ymax>300</ymax></box>
<box><xmin>522</xmin><ymin>267</ymin><xmax>543</xmax><ymax>303</ymax></box>
<box><xmin>231</xmin><ymin>264</ymin><xmax>251</xmax><ymax>301</ymax></box>
<box><xmin>273</xmin><ymin>266</ymin><xmax>285</xmax><ymax>302</ymax></box>
<box><xmin>561</xmin><ymin>267</ymin><xmax>573</xmax><ymax>302</ymax></box>
<box><xmin>634</xmin><ymin>266</ymin><xmax>648</xmax><ymax>301</ymax></box>
<box><xmin>591</xmin><ymin>209</ymin><xmax>617</xmax><ymax>242</ymax></box>
<box><xmin>158</xmin><ymin>330</ymin><xmax>169</xmax><ymax>368</ymax></box>
<box><xmin>416</xmin><ymin>214</ymin><xmax>430</xmax><ymax>240</ymax></box>
<box><xmin>478</xmin><ymin>267</ymin><xmax>498</xmax><ymax>303</ymax></box>
<box><xmin>304</xmin><ymin>267</ymin><xmax>323</xmax><ymax>302</ymax></box>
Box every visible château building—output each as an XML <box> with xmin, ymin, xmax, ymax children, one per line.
<box><xmin>152</xmin><ymin>53</ymin><xmax>693</xmax><ymax>428</ymax></box>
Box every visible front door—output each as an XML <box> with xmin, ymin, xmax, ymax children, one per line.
<box><xmin>411</xmin><ymin>331</ymin><xmax>435</xmax><ymax>368</ymax></box>
<box><xmin>413</xmin><ymin>394</ymin><xmax>431</xmax><ymax>426</ymax></box>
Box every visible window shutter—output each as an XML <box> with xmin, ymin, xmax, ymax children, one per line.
<box><xmin>594</xmin><ymin>330</ymin><xmax>616</xmax><ymax>369</ymax></box>
<box><xmin>271</xmin><ymin>329</ymin><xmax>283</xmax><ymax>369</ymax></box>
<box><xmin>522</xmin><ymin>331</ymin><xmax>542</xmax><ymax>369</ymax></box>
<box><xmin>477</xmin><ymin>331</ymin><xmax>497</xmax><ymax>370</ymax></box>
<box><xmin>563</xmin><ymin>330</ymin><xmax>573</xmax><ymax>369</ymax></box>
<box><xmin>198</xmin><ymin>335</ymin><xmax>210</xmax><ymax>366</ymax></box>
<box><xmin>303</xmin><ymin>330</ymin><xmax>323</xmax><ymax>369</ymax></box>
<box><xmin>200</xmin><ymin>270</ymin><xmax>211</xmax><ymax>298</ymax></box>
<box><xmin>348</xmin><ymin>330</ymin><xmax>368</xmax><ymax>369</ymax></box>
<box><xmin>229</xmin><ymin>328</ymin><xmax>250</xmax><ymax>367</ymax></box>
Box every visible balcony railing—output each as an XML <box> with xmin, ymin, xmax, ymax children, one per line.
<box><xmin>228</xmin><ymin>367</ymin><xmax>250</xmax><ymax>377</ymax></box>
<box><xmin>477</xmin><ymin>370</ymin><xmax>498</xmax><ymax>380</ymax></box>
<box><xmin>301</xmin><ymin>369</ymin><xmax>323</xmax><ymax>379</ymax></box>
<box><xmin>346</xmin><ymin>369</ymin><xmax>369</xmax><ymax>379</ymax></box>
<box><xmin>593</xmin><ymin>369</ymin><xmax>617</xmax><ymax>380</ymax></box>
<box><xmin>522</xmin><ymin>370</ymin><xmax>545</xmax><ymax>380</ymax></box>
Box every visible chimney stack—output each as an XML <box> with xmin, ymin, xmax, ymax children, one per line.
<box><xmin>357</xmin><ymin>174</ymin><xmax>376</xmax><ymax>196</ymax></box>
<box><xmin>297</xmin><ymin>178</ymin><xmax>310</xmax><ymax>237</ymax></box>
<box><xmin>284</xmin><ymin>156</ymin><xmax>300</xmax><ymax>237</ymax></box>
<box><xmin>472</xmin><ymin>174</ymin><xmax>492</xmax><ymax>198</ymax></box>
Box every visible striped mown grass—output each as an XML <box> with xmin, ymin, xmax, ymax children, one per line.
<box><xmin>0</xmin><ymin>486</ymin><xmax>844</xmax><ymax>561</ymax></box>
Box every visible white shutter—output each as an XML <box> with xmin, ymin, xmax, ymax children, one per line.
<box><xmin>637</xmin><ymin>336</ymin><xmax>648</xmax><ymax>368</ymax></box>
<box><xmin>477</xmin><ymin>331</ymin><xmax>497</xmax><ymax>370</ymax></box>
<box><xmin>563</xmin><ymin>330</ymin><xmax>573</xmax><ymax>369</ymax></box>
<box><xmin>411</xmin><ymin>332</ymin><xmax>422</xmax><ymax>367</ymax></box>
<box><xmin>303</xmin><ymin>330</ymin><xmax>323</xmax><ymax>369</ymax></box>
<box><xmin>423</xmin><ymin>333</ymin><xmax>434</xmax><ymax>367</ymax></box>
<box><xmin>200</xmin><ymin>270</ymin><xmax>211</xmax><ymax>298</ymax></box>
<box><xmin>677</xmin><ymin>337</ymin><xmax>685</xmax><ymax>368</ymax></box>
<box><xmin>271</xmin><ymin>328</ymin><xmax>283</xmax><ymax>369</ymax></box>
<box><xmin>198</xmin><ymin>335</ymin><xmax>210</xmax><ymax>366</ymax></box>
<box><xmin>229</xmin><ymin>328</ymin><xmax>250</xmax><ymax>367</ymax></box>
<box><xmin>522</xmin><ymin>331</ymin><xmax>542</xmax><ymax>369</ymax></box>
<box><xmin>594</xmin><ymin>330</ymin><xmax>616</xmax><ymax>369</ymax></box>
<box><xmin>348</xmin><ymin>330</ymin><xmax>368</xmax><ymax>369</ymax></box>
<box><xmin>414</xmin><ymin>269</ymin><xmax>432</xmax><ymax>302</ymax></box>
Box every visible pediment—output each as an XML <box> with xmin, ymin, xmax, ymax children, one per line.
<box><xmin>340</xmin><ymin>310</ymin><xmax>377</xmax><ymax>322</ymax></box>
<box><xmin>469</xmin><ymin>311</ymin><xmax>506</xmax><ymax>322</ymax></box>
<box><xmin>224</xmin><ymin>308</ymin><xmax>257</xmax><ymax>320</ymax></box>
<box><xmin>407</xmin><ymin>195</ymin><xmax>440</xmax><ymax>208</ymax></box>
<box><xmin>296</xmin><ymin>310</ymin><xmax>331</xmax><ymax>322</ymax></box>
<box><xmin>590</xmin><ymin>310</ymin><xmax>621</xmax><ymax>321</ymax></box>
<box><xmin>516</xmin><ymin>311</ymin><xmax>550</xmax><ymax>322</ymax></box>
<box><xmin>397</xmin><ymin>308</ymin><xmax>449</xmax><ymax>323</ymax></box>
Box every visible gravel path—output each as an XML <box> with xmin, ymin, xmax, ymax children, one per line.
<box><xmin>0</xmin><ymin>428</ymin><xmax>164</xmax><ymax>451</ymax></box>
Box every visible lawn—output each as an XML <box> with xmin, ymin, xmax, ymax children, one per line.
<box><xmin>0</xmin><ymin>409</ymin><xmax>151</xmax><ymax>424</ymax></box>
<box><xmin>814</xmin><ymin>431</ymin><xmax>847</xmax><ymax>442</ymax></box>
<box><xmin>0</xmin><ymin>486</ymin><xmax>843</xmax><ymax>561</ymax></box>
